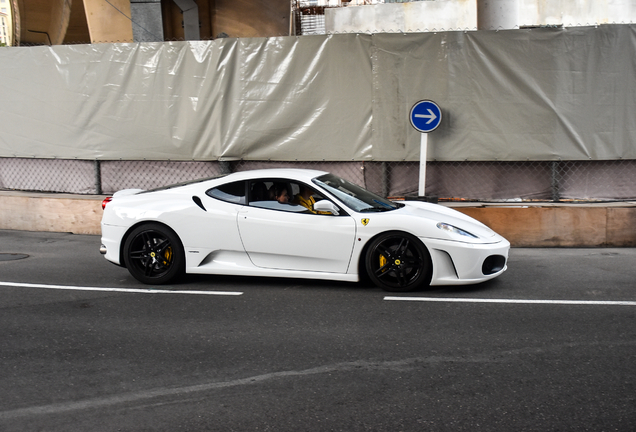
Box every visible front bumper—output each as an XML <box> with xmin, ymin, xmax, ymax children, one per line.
<box><xmin>423</xmin><ymin>237</ymin><xmax>511</xmax><ymax>286</ymax></box>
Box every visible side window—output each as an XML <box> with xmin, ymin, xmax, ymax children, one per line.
<box><xmin>206</xmin><ymin>180</ymin><xmax>246</xmax><ymax>205</ymax></box>
<box><xmin>291</xmin><ymin>183</ymin><xmax>333</xmax><ymax>215</ymax></box>
<box><xmin>247</xmin><ymin>179</ymin><xmax>306</xmax><ymax>212</ymax></box>
<box><xmin>247</xmin><ymin>179</ymin><xmax>334</xmax><ymax>214</ymax></box>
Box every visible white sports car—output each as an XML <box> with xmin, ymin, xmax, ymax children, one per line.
<box><xmin>100</xmin><ymin>169</ymin><xmax>509</xmax><ymax>292</ymax></box>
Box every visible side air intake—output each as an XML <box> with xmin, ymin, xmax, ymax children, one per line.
<box><xmin>482</xmin><ymin>255</ymin><xmax>506</xmax><ymax>275</ymax></box>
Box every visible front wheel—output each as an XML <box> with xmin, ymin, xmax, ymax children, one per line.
<box><xmin>365</xmin><ymin>232</ymin><xmax>432</xmax><ymax>292</ymax></box>
<box><xmin>123</xmin><ymin>223</ymin><xmax>184</xmax><ymax>285</ymax></box>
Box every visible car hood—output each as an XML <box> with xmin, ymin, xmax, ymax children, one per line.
<box><xmin>398</xmin><ymin>201</ymin><xmax>498</xmax><ymax>239</ymax></box>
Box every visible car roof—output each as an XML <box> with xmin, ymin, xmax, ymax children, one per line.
<box><xmin>220</xmin><ymin>168</ymin><xmax>329</xmax><ymax>183</ymax></box>
<box><xmin>136</xmin><ymin>168</ymin><xmax>331</xmax><ymax>195</ymax></box>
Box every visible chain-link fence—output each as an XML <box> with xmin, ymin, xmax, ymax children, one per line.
<box><xmin>1</xmin><ymin>157</ymin><xmax>635</xmax><ymax>202</ymax></box>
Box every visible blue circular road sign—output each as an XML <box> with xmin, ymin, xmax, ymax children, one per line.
<box><xmin>410</xmin><ymin>100</ymin><xmax>442</xmax><ymax>133</ymax></box>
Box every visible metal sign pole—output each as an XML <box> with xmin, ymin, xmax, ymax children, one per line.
<box><xmin>419</xmin><ymin>133</ymin><xmax>428</xmax><ymax>196</ymax></box>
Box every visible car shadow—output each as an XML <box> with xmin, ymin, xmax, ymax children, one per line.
<box><xmin>179</xmin><ymin>273</ymin><xmax>369</xmax><ymax>292</ymax></box>
<box><xmin>417</xmin><ymin>277</ymin><xmax>505</xmax><ymax>295</ymax></box>
<box><xmin>178</xmin><ymin>273</ymin><xmax>503</xmax><ymax>295</ymax></box>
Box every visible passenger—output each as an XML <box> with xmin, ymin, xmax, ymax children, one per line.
<box><xmin>271</xmin><ymin>182</ymin><xmax>290</xmax><ymax>203</ymax></box>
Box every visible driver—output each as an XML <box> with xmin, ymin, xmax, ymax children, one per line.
<box><xmin>293</xmin><ymin>186</ymin><xmax>329</xmax><ymax>214</ymax></box>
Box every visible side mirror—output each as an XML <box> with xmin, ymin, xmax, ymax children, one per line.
<box><xmin>313</xmin><ymin>200</ymin><xmax>339</xmax><ymax>215</ymax></box>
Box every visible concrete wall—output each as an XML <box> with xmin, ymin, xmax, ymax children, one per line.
<box><xmin>2</xmin><ymin>191</ymin><xmax>635</xmax><ymax>247</ymax></box>
<box><xmin>519</xmin><ymin>0</ymin><xmax>636</xmax><ymax>27</ymax></box>
<box><xmin>459</xmin><ymin>205</ymin><xmax>636</xmax><ymax>247</ymax></box>
<box><xmin>0</xmin><ymin>192</ymin><xmax>104</xmax><ymax>235</ymax></box>
<box><xmin>326</xmin><ymin>0</ymin><xmax>636</xmax><ymax>33</ymax></box>
<box><xmin>326</xmin><ymin>0</ymin><xmax>477</xmax><ymax>33</ymax></box>
<box><xmin>130</xmin><ymin>0</ymin><xmax>164</xmax><ymax>42</ymax></box>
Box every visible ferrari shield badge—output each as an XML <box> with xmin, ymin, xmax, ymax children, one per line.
<box><xmin>361</xmin><ymin>218</ymin><xmax>370</xmax><ymax>226</ymax></box>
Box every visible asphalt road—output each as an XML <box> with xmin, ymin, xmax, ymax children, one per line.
<box><xmin>1</xmin><ymin>229</ymin><xmax>635</xmax><ymax>431</ymax></box>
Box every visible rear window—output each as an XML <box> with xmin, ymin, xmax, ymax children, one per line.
<box><xmin>206</xmin><ymin>180</ymin><xmax>246</xmax><ymax>204</ymax></box>
<box><xmin>139</xmin><ymin>175</ymin><xmax>227</xmax><ymax>194</ymax></box>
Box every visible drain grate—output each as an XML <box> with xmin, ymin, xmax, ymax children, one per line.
<box><xmin>0</xmin><ymin>253</ymin><xmax>29</xmax><ymax>261</ymax></box>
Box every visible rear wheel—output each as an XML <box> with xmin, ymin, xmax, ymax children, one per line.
<box><xmin>123</xmin><ymin>223</ymin><xmax>184</xmax><ymax>284</ymax></box>
<box><xmin>365</xmin><ymin>232</ymin><xmax>432</xmax><ymax>292</ymax></box>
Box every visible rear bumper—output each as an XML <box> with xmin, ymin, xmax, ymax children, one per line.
<box><xmin>100</xmin><ymin>223</ymin><xmax>128</xmax><ymax>266</ymax></box>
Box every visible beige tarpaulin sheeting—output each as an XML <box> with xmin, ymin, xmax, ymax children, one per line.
<box><xmin>0</xmin><ymin>25</ymin><xmax>635</xmax><ymax>161</ymax></box>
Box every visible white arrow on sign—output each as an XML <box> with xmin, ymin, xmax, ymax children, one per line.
<box><xmin>415</xmin><ymin>109</ymin><xmax>437</xmax><ymax>124</ymax></box>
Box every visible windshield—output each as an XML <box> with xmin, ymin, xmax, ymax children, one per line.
<box><xmin>313</xmin><ymin>173</ymin><xmax>402</xmax><ymax>213</ymax></box>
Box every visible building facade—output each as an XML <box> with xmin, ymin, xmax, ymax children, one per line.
<box><xmin>11</xmin><ymin>0</ymin><xmax>636</xmax><ymax>46</ymax></box>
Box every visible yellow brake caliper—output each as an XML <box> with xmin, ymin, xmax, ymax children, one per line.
<box><xmin>379</xmin><ymin>254</ymin><xmax>387</xmax><ymax>272</ymax></box>
<box><xmin>163</xmin><ymin>247</ymin><xmax>173</xmax><ymax>266</ymax></box>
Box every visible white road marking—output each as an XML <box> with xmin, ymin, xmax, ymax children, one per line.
<box><xmin>384</xmin><ymin>296</ymin><xmax>636</xmax><ymax>306</ymax></box>
<box><xmin>0</xmin><ymin>281</ymin><xmax>243</xmax><ymax>296</ymax></box>
<box><xmin>0</xmin><ymin>358</ymin><xmax>449</xmax><ymax>419</ymax></box>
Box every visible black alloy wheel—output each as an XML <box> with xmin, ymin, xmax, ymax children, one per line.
<box><xmin>123</xmin><ymin>223</ymin><xmax>184</xmax><ymax>284</ymax></box>
<box><xmin>365</xmin><ymin>232</ymin><xmax>432</xmax><ymax>292</ymax></box>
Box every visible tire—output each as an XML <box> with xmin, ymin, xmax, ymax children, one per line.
<box><xmin>123</xmin><ymin>223</ymin><xmax>184</xmax><ymax>285</ymax></box>
<box><xmin>365</xmin><ymin>232</ymin><xmax>432</xmax><ymax>292</ymax></box>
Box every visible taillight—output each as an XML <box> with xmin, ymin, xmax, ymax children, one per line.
<box><xmin>101</xmin><ymin>197</ymin><xmax>113</xmax><ymax>210</ymax></box>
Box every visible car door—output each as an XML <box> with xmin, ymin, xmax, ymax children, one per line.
<box><xmin>237</xmin><ymin>184</ymin><xmax>356</xmax><ymax>273</ymax></box>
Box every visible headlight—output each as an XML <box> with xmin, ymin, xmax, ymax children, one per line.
<box><xmin>436</xmin><ymin>222</ymin><xmax>478</xmax><ymax>239</ymax></box>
